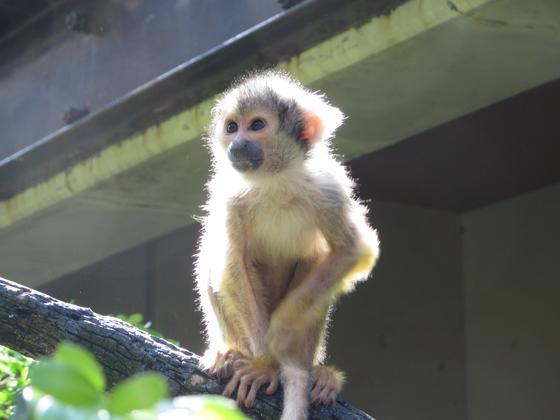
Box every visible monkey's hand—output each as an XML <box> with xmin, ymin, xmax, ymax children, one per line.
<box><xmin>311</xmin><ymin>365</ymin><xmax>345</xmax><ymax>407</ymax></box>
<box><xmin>223</xmin><ymin>356</ymin><xmax>280</xmax><ymax>408</ymax></box>
<box><xmin>202</xmin><ymin>348</ymin><xmax>245</xmax><ymax>381</ymax></box>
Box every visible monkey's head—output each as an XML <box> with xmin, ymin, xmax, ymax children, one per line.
<box><xmin>208</xmin><ymin>71</ymin><xmax>344</xmax><ymax>178</ymax></box>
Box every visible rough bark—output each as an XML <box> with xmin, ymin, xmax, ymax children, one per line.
<box><xmin>0</xmin><ymin>277</ymin><xmax>372</xmax><ymax>419</ymax></box>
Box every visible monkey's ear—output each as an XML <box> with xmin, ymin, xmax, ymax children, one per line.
<box><xmin>300</xmin><ymin>97</ymin><xmax>344</xmax><ymax>143</ymax></box>
<box><xmin>301</xmin><ymin>111</ymin><xmax>323</xmax><ymax>143</ymax></box>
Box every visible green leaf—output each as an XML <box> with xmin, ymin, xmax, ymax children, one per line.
<box><xmin>106</xmin><ymin>372</ymin><xmax>168</xmax><ymax>415</ymax></box>
<box><xmin>54</xmin><ymin>343</ymin><xmax>106</xmax><ymax>392</ymax></box>
<box><xmin>127</xmin><ymin>314</ymin><xmax>143</xmax><ymax>326</ymax></box>
<box><xmin>29</xmin><ymin>361</ymin><xmax>100</xmax><ymax>406</ymax></box>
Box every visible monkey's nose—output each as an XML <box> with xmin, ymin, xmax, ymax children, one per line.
<box><xmin>228</xmin><ymin>139</ymin><xmax>264</xmax><ymax>171</ymax></box>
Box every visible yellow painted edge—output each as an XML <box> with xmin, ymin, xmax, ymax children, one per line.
<box><xmin>0</xmin><ymin>0</ymin><xmax>490</xmax><ymax>229</ymax></box>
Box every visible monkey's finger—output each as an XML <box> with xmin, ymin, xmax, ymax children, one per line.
<box><xmin>327</xmin><ymin>389</ymin><xmax>338</xmax><ymax>406</ymax></box>
<box><xmin>221</xmin><ymin>356</ymin><xmax>244</xmax><ymax>380</ymax></box>
<box><xmin>317</xmin><ymin>386</ymin><xmax>331</xmax><ymax>406</ymax></box>
<box><xmin>310</xmin><ymin>384</ymin><xmax>319</xmax><ymax>400</ymax></box>
<box><xmin>315</xmin><ymin>371</ymin><xmax>329</xmax><ymax>388</ymax></box>
<box><xmin>311</xmin><ymin>367</ymin><xmax>324</xmax><ymax>386</ymax></box>
<box><xmin>224</xmin><ymin>355</ymin><xmax>249</xmax><ymax>379</ymax></box>
<box><xmin>223</xmin><ymin>371</ymin><xmax>243</xmax><ymax>397</ymax></box>
<box><xmin>311</xmin><ymin>394</ymin><xmax>319</xmax><ymax>405</ymax></box>
<box><xmin>217</xmin><ymin>359</ymin><xmax>234</xmax><ymax>380</ymax></box>
<box><xmin>214</xmin><ymin>362</ymin><xmax>225</xmax><ymax>379</ymax></box>
<box><xmin>310</xmin><ymin>382</ymin><xmax>323</xmax><ymax>402</ymax></box>
<box><xmin>245</xmin><ymin>376</ymin><xmax>267</xmax><ymax>408</ymax></box>
<box><xmin>225</xmin><ymin>350</ymin><xmax>244</xmax><ymax>366</ymax></box>
<box><xmin>236</xmin><ymin>374</ymin><xmax>255</xmax><ymax>406</ymax></box>
<box><xmin>220</xmin><ymin>370</ymin><xmax>233</xmax><ymax>381</ymax></box>
<box><xmin>232</xmin><ymin>365</ymin><xmax>251</xmax><ymax>380</ymax></box>
<box><xmin>265</xmin><ymin>374</ymin><xmax>279</xmax><ymax>395</ymax></box>
<box><xmin>217</xmin><ymin>364</ymin><xmax>232</xmax><ymax>380</ymax></box>
<box><xmin>312</xmin><ymin>371</ymin><xmax>327</xmax><ymax>388</ymax></box>
<box><xmin>311</xmin><ymin>382</ymin><xmax>329</xmax><ymax>405</ymax></box>
<box><xmin>213</xmin><ymin>352</ymin><xmax>230</xmax><ymax>376</ymax></box>
<box><xmin>310</xmin><ymin>394</ymin><xmax>317</xmax><ymax>405</ymax></box>
<box><xmin>223</xmin><ymin>380</ymin><xmax>238</xmax><ymax>398</ymax></box>
<box><xmin>310</xmin><ymin>375</ymin><xmax>319</xmax><ymax>388</ymax></box>
<box><xmin>232</xmin><ymin>358</ymin><xmax>249</xmax><ymax>370</ymax></box>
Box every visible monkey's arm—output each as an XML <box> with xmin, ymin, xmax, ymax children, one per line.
<box><xmin>200</xmin><ymin>208</ymin><xmax>272</xmax><ymax>357</ymax></box>
<box><xmin>267</xmin><ymin>199</ymin><xmax>378</xmax><ymax>363</ymax></box>
<box><xmin>196</xmin><ymin>224</ymin><xmax>237</xmax><ymax>374</ymax></box>
<box><xmin>200</xmin><ymin>211</ymin><xmax>282</xmax><ymax>407</ymax></box>
<box><xmin>219</xmin><ymin>211</ymin><xmax>283</xmax><ymax>406</ymax></box>
<box><xmin>220</xmin><ymin>244</ymin><xmax>270</xmax><ymax>357</ymax></box>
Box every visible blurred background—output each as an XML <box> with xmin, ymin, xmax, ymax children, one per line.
<box><xmin>1</xmin><ymin>1</ymin><xmax>559</xmax><ymax>419</ymax></box>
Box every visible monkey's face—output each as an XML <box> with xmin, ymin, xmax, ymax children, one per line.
<box><xmin>209</xmin><ymin>72</ymin><xmax>345</xmax><ymax>179</ymax></box>
<box><xmin>219</xmin><ymin>107</ymin><xmax>304</xmax><ymax>176</ymax></box>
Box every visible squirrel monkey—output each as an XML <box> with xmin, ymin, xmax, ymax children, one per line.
<box><xmin>195</xmin><ymin>71</ymin><xmax>379</xmax><ymax>419</ymax></box>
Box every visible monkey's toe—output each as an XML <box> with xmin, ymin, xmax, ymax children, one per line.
<box><xmin>310</xmin><ymin>365</ymin><xmax>345</xmax><ymax>406</ymax></box>
<box><xmin>204</xmin><ymin>349</ymin><xmax>244</xmax><ymax>380</ymax></box>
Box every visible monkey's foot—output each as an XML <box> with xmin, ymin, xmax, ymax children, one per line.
<box><xmin>310</xmin><ymin>365</ymin><xmax>345</xmax><ymax>406</ymax></box>
<box><xmin>202</xmin><ymin>348</ymin><xmax>245</xmax><ymax>381</ymax></box>
<box><xmin>223</xmin><ymin>356</ymin><xmax>280</xmax><ymax>408</ymax></box>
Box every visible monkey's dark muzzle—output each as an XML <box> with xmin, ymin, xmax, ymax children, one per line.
<box><xmin>228</xmin><ymin>139</ymin><xmax>264</xmax><ymax>172</ymax></box>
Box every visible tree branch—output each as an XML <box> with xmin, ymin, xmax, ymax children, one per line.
<box><xmin>0</xmin><ymin>277</ymin><xmax>372</xmax><ymax>419</ymax></box>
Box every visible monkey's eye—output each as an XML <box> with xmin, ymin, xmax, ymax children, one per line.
<box><xmin>226</xmin><ymin>121</ymin><xmax>238</xmax><ymax>134</ymax></box>
<box><xmin>250</xmin><ymin>119</ymin><xmax>266</xmax><ymax>131</ymax></box>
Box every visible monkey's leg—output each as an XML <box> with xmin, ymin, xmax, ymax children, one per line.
<box><xmin>274</xmin><ymin>257</ymin><xmax>329</xmax><ymax>420</ymax></box>
<box><xmin>277</xmin><ymin>320</ymin><xmax>326</xmax><ymax>420</ymax></box>
<box><xmin>308</xmin><ymin>302</ymin><xmax>345</xmax><ymax>407</ymax></box>
<box><xmin>309</xmin><ymin>311</ymin><xmax>345</xmax><ymax>407</ymax></box>
<box><xmin>270</xmin><ymin>232</ymin><xmax>374</xmax><ymax>419</ymax></box>
<box><xmin>268</xmin><ymin>239</ymin><xmax>372</xmax><ymax>361</ymax></box>
<box><xmin>268</xmin><ymin>256</ymin><xmax>329</xmax><ymax>364</ymax></box>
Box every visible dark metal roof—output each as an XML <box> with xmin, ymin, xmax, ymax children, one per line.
<box><xmin>0</xmin><ymin>0</ymin><xmax>407</xmax><ymax>200</ymax></box>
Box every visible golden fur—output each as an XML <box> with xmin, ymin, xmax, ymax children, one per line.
<box><xmin>195</xmin><ymin>71</ymin><xmax>379</xmax><ymax>419</ymax></box>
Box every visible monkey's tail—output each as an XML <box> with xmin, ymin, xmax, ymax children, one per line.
<box><xmin>280</xmin><ymin>365</ymin><xmax>309</xmax><ymax>420</ymax></box>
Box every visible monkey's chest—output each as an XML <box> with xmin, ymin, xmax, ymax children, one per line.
<box><xmin>247</xmin><ymin>202</ymin><xmax>319</xmax><ymax>260</ymax></box>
